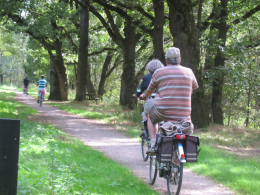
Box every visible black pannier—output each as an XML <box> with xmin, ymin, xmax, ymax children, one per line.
<box><xmin>156</xmin><ymin>134</ymin><xmax>174</xmax><ymax>163</ymax></box>
<box><xmin>184</xmin><ymin>135</ymin><xmax>200</xmax><ymax>162</ymax></box>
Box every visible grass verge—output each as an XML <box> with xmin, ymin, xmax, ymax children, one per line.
<box><xmin>0</xmin><ymin>88</ymin><xmax>159</xmax><ymax>195</ymax></box>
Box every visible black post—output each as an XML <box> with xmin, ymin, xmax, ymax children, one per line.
<box><xmin>0</xmin><ymin>119</ymin><xmax>20</xmax><ymax>195</ymax></box>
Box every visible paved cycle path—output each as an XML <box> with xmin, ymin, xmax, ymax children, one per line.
<box><xmin>15</xmin><ymin>91</ymin><xmax>236</xmax><ymax>195</ymax></box>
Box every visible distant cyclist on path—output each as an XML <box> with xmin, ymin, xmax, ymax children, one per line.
<box><xmin>22</xmin><ymin>76</ymin><xmax>30</xmax><ymax>95</ymax></box>
<box><xmin>37</xmin><ymin>75</ymin><xmax>47</xmax><ymax>103</ymax></box>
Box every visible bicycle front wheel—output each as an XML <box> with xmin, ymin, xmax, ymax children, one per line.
<box><xmin>149</xmin><ymin>155</ymin><xmax>158</xmax><ymax>185</ymax></box>
<box><xmin>141</xmin><ymin>138</ymin><xmax>149</xmax><ymax>161</ymax></box>
<box><xmin>167</xmin><ymin>162</ymin><xmax>183</xmax><ymax>195</ymax></box>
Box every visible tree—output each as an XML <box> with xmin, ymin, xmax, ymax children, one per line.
<box><xmin>166</xmin><ymin>0</ymin><xmax>209</xmax><ymax>127</ymax></box>
<box><xmin>75</xmin><ymin>0</ymin><xmax>93</xmax><ymax>101</ymax></box>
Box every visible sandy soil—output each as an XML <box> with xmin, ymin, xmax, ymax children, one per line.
<box><xmin>15</xmin><ymin>91</ymin><xmax>237</xmax><ymax>195</ymax></box>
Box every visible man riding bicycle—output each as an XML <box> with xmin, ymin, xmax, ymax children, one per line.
<box><xmin>22</xmin><ymin>76</ymin><xmax>30</xmax><ymax>95</ymax></box>
<box><xmin>37</xmin><ymin>75</ymin><xmax>47</xmax><ymax>103</ymax></box>
<box><xmin>140</xmin><ymin>47</ymin><xmax>199</xmax><ymax>153</ymax></box>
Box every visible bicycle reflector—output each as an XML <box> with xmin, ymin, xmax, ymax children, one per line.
<box><xmin>181</xmin><ymin>154</ymin><xmax>185</xmax><ymax>158</ymax></box>
<box><xmin>176</xmin><ymin>134</ymin><xmax>186</xmax><ymax>139</ymax></box>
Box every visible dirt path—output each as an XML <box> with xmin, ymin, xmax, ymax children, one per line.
<box><xmin>15</xmin><ymin>91</ymin><xmax>237</xmax><ymax>195</ymax></box>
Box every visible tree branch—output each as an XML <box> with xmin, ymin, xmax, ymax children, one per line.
<box><xmin>77</xmin><ymin>0</ymin><xmax>119</xmax><ymax>44</ymax></box>
<box><xmin>106</xmin><ymin>0</ymin><xmax>155</xmax><ymax>21</ymax></box>
<box><xmin>104</xmin><ymin>7</ymin><xmax>124</xmax><ymax>47</ymax></box>
<box><xmin>232</xmin><ymin>5</ymin><xmax>260</xmax><ymax>25</ymax></box>
<box><xmin>93</xmin><ymin>0</ymin><xmax>153</xmax><ymax>35</ymax></box>
<box><xmin>89</xmin><ymin>47</ymin><xmax>117</xmax><ymax>56</ymax></box>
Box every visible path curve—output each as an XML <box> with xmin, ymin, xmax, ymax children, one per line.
<box><xmin>15</xmin><ymin>91</ymin><xmax>236</xmax><ymax>195</ymax></box>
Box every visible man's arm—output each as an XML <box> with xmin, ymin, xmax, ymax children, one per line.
<box><xmin>141</xmin><ymin>74</ymin><xmax>157</xmax><ymax>99</ymax></box>
<box><xmin>141</xmin><ymin>88</ymin><xmax>155</xmax><ymax>100</ymax></box>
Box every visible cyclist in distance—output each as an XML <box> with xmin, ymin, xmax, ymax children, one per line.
<box><xmin>37</xmin><ymin>75</ymin><xmax>47</xmax><ymax>103</ymax></box>
<box><xmin>22</xmin><ymin>76</ymin><xmax>30</xmax><ymax>95</ymax></box>
<box><xmin>133</xmin><ymin>59</ymin><xmax>164</xmax><ymax>120</ymax></box>
<box><xmin>140</xmin><ymin>47</ymin><xmax>199</xmax><ymax>153</ymax></box>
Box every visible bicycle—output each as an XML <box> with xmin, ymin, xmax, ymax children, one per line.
<box><xmin>39</xmin><ymin>90</ymin><xmax>45</xmax><ymax>107</ymax></box>
<box><xmin>151</xmin><ymin>125</ymin><xmax>200</xmax><ymax>195</ymax></box>
<box><xmin>140</xmin><ymin>118</ymin><xmax>158</xmax><ymax>184</ymax></box>
<box><xmin>161</xmin><ymin>132</ymin><xmax>186</xmax><ymax>195</ymax></box>
<box><xmin>24</xmin><ymin>86</ymin><xmax>28</xmax><ymax>95</ymax></box>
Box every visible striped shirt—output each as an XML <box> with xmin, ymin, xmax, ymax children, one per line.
<box><xmin>38</xmin><ymin>79</ymin><xmax>47</xmax><ymax>89</ymax></box>
<box><xmin>147</xmin><ymin>65</ymin><xmax>198</xmax><ymax>122</ymax></box>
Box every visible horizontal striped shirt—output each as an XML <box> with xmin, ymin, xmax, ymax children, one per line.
<box><xmin>38</xmin><ymin>79</ymin><xmax>47</xmax><ymax>89</ymax></box>
<box><xmin>147</xmin><ymin>65</ymin><xmax>198</xmax><ymax>122</ymax></box>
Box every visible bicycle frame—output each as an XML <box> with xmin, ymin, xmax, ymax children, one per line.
<box><xmin>39</xmin><ymin>90</ymin><xmax>45</xmax><ymax>107</ymax></box>
<box><xmin>174</xmin><ymin>133</ymin><xmax>186</xmax><ymax>164</ymax></box>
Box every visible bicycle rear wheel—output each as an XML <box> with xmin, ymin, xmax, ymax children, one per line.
<box><xmin>167</xmin><ymin>162</ymin><xmax>183</xmax><ymax>195</ymax></box>
<box><xmin>39</xmin><ymin>94</ymin><xmax>43</xmax><ymax>107</ymax></box>
<box><xmin>149</xmin><ymin>155</ymin><xmax>158</xmax><ymax>185</ymax></box>
<box><xmin>141</xmin><ymin>138</ymin><xmax>149</xmax><ymax>161</ymax></box>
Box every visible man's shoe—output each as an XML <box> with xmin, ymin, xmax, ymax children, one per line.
<box><xmin>146</xmin><ymin>146</ymin><xmax>156</xmax><ymax>154</ymax></box>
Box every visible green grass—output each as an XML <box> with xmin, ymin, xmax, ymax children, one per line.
<box><xmin>18</xmin><ymin>120</ymin><xmax>159</xmax><ymax>195</ymax></box>
<box><xmin>0</xmin><ymin>87</ymin><xmax>160</xmax><ymax>195</ymax></box>
<box><xmin>0</xmin><ymin>90</ymin><xmax>37</xmax><ymax>119</ymax></box>
<box><xmin>185</xmin><ymin>143</ymin><xmax>259</xmax><ymax>195</ymax></box>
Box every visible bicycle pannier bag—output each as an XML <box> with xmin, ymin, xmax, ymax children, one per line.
<box><xmin>184</xmin><ymin>135</ymin><xmax>200</xmax><ymax>162</ymax></box>
<box><xmin>156</xmin><ymin>134</ymin><xmax>174</xmax><ymax>163</ymax></box>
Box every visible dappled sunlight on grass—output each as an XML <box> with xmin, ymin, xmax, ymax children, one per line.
<box><xmin>194</xmin><ymin>124</ymin><xmax>260</xmax><ymax>148</ymax></box>
<box><xmin>0</xmin><ymin>90</ymin><xmax>38</xmax><ymax>119</ymax></box>
<box><xmin>186</xmin><ymin>144</ymin><xmax>260</xmax><ymax>195</ymax></box>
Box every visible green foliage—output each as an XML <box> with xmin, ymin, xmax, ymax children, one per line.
<box><xmin>1</xmin><ymin>0</ymin><xmax>260</xmax><ymax>129</ymax></box>
<box><xmin>0</xmin><ymin>29</ymin><xmax>28</xmax><ymax>86</ymax></box>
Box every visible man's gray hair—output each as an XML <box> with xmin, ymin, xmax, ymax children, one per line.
<box><xmin>146</xmin><ymin>59</ymin><xmax>164</xmax><ymax>73</ymax></box>
<box><xmin>166</xmin><ymin>58</ymin><xmax>181</xmax><ymax>65</ymax></box>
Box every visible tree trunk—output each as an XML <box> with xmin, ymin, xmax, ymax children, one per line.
<box><xmin>166</xmin><ymin>0</ymin><xmax>209</xmax><ymax>128</ymax></box>
<box><xmin>48</xmin><ymin>59</ymin><xmax>61</xmax><ymax>100</ymax></box>
<box><xmin>152</xmin><ymin>0</ymin><xmax>165</xmax><ymax>64</ymax></box>
<box><xmin>75</xmin><ymin>3</ymin><xmax>89</xmax><ymax>101</ymax></box>
<box><xmin>98</xmin><ymin>51</ymin><xmax>113</xmax><ymax>97</ymax></box>
<box><xmin>211</xmin><ymin>0</ymin><xmax>228</xmax><ymax>125</ymax></box>
<box><xmin>120</xmin><ymin>22</ymin><xmax>137</xmax><ymax>109</ymax></box>
<box><xmin>53</xmin><ymin>38</ymin><xmax>69</xmax><ymax>101</ymax></box>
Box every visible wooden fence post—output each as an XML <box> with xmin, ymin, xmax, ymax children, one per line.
<box><xmin>0</xmin><ymin>119</ymin><xmax>20</xmax><ymax>195</ymax></box>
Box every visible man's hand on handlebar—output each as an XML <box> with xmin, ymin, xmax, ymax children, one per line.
<box><xmin>140</xmin><ymin>93</ymin><xmax>149</xmax><ymax>100</ymax></box>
